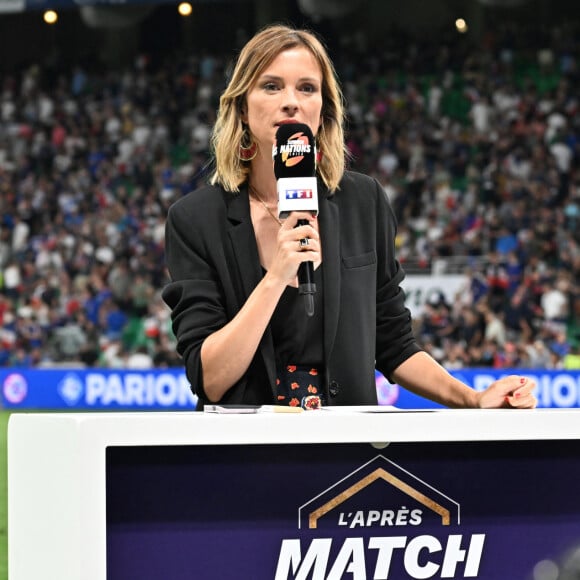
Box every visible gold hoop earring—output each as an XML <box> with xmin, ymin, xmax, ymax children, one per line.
<box><xmin>239</xmin><ymin>127</ymin><xmax>257</xmax><ymax>161</ymax></box>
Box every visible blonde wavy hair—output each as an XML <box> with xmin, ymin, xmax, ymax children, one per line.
<box><xmin>210</xmin><ymin>24</ymin><xmax>347</xmax><ymax>193</ymax></box>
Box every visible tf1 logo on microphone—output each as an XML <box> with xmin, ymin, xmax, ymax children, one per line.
<box><xmin>284</xmin><ymin>189</ymin><xmax>313</xmax><ymax>200</ymax></box>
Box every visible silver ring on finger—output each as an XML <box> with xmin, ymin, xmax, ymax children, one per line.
<box><xmin>299</xmin><ymin>238</ymin><xmax>309</xmax><ymax>249</ymax></box>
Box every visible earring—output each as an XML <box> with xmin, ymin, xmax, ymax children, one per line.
<box><xmin>239</xmin><ymin>127</ymin><xmax>257</xmax><ymax>161</ymax></box>
<box><xmin>315</xmin><ymin>129</ymin><xmax>323</xmax><ymax>165</ymax></box>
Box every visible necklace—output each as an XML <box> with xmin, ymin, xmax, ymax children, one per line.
<box><xmin>249</xmin><ymin>183</ymin><xmax>282</xmax><ymax>226</ymax></box>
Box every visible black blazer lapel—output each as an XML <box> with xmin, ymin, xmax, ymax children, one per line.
<box><xmin>226</xmin><ymin>186</ymin><xmax>277</xmax><ymax>393</ymax></box>
<box><xmin>227</xmin><ymin>187</ymin><xmax>262</xmax><ymax>298</ymax></box>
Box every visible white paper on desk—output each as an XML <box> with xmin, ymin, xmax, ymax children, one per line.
<box><xmin>321</xmin><ymin>405</ymin><xmax>436</xmax><ymax>413</ymax></box>
<box><xmin>204</xmin><ymin>404</ymin><xmax>303</xmax><ymax>414</ymax></box>
<box><xmin>204</xmin><ymin>405</ymin><xmax>259</xmax><ymax>414</ymax></box>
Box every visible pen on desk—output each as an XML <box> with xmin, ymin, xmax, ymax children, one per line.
<box><xmin>259</xmin><ymin>405</ymin><xmax>303</xmax><ymax>413</ymax></box>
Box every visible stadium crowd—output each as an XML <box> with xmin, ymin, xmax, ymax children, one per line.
<box><xmin>0</xmin><ymin>18</ymin><xmax>579</xmax><ymax>371</ymax></box>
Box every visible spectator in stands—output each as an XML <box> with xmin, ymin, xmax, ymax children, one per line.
<box><xmin>541</xmin><ymin>274</ymin><xmax>571</xmax><ymax>333</ymax></box>
<box><xmin>126</xmin><ymin>345</ymin><xmax>154</xmax><ymax>369</ymax></box>
<box><xmin>485</xmin><ymin>251</ymin><xmax>510</xmax><ymax>312</ymax></box>
<box><xmin>504</xmin><ymin>283</ymin><xmax>535</xmax><ymax>343</ymax></box>
<box><xmin>456</xmin><ymin>306</ymin><xmax>484</xmax><ymax>350</ymax></box>
<box><xmin>525</xmin><ymin>339</ymin><xmax>553</xmax><ymax>369</ymax></box>
<box><xmin>51</xmin><ymin>311</ymin><xmax>88</xmax><ymax>362</ymax></box>
<box><xmin>480</xmin><ymin>302</ymin><xmax>508</xmax><ymax>348</ymax></box>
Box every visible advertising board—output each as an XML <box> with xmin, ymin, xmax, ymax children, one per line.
<box><xmin>3</xmin><ymin>368</ymin><xmax>580</xmax><ymax>409</ymax></box>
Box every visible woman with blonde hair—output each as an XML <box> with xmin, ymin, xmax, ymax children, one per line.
<box><xmin>163</xmin><ymin>24</ymin><xmax>536</xmax><ymax>410</ymax></box>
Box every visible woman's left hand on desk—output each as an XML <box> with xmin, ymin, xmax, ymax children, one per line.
<box><xmin>478</xmin><ymin>375</ymin><xmax>537</xmax><ymax>409</ymax></box>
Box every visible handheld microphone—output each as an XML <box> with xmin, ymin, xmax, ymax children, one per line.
<box><xmin>273</xmin><ymin>123</ymin><xmax>318</xmax><ymax>317</ymax></box>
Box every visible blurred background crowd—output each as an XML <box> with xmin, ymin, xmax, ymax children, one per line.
<box><xmin>0</xmin><ymin>0</ymin><xmax>579</xmax><ymax>371</ymax></box>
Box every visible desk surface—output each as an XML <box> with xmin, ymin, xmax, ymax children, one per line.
<box><xmin>8</xmin><ymin>407</ymin><xmax>580</xmax><ymax>448</ymax></box>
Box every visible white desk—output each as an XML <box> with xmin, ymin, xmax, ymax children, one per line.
<box><xmin>8</xmin><ymin>408</ymin><xmax>580</xmax><ymax>580</ymax></box>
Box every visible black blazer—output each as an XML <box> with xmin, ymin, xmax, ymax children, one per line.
<box><xmin>162</xmin><ymin>170</ymin><xmax>421</xmax><ymax>407</ymax></box>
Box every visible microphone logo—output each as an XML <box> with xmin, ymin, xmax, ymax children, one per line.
<box><xmin>285</xmin><ymin>189</ymin><xmax>313</xmax><ymax>199</ymax></box>
<box><xmin>278</xmin><ymin>131</ymin><xmax>312</xmax><ymax>167</ymax></box>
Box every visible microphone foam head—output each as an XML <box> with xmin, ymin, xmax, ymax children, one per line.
<box><xmin>273</xmin><ymin>123</ymin><xmax>316</xmax><ymax>179</ymax></box>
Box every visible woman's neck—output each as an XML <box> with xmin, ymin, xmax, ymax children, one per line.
<box><xmin>248</xmin><ymin>156</ymin><xmax>277</xmax><ymax>204</ymax></box>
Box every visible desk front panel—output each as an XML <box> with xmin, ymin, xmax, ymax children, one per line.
<box><xmin>106</xmin><ymin>440</ymin><xmax>580</xmax><ymax>580</ymax></box>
